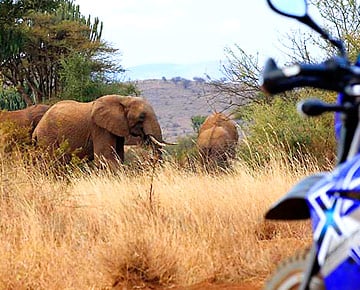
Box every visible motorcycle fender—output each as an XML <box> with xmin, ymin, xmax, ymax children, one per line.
<box><xmin>265</xmin><ymin>173</ymin><xmax>328</xmax><ymax>220</ymax></box>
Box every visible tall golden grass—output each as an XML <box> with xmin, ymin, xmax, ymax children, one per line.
<box><xmin>0</xmin><ymin>147</ymin><xmax>325</xmax><ymax>289</ymax></box>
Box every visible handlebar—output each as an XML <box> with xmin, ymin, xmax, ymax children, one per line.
<box><xmin>260</xmin><ymin>56</ymin><xmax>360</xmax><ymax>164</ymax></box>
<box><xmin>260</xmin><ymin>57</ymin><xmax>360</xmax><ymax>95</ymax></box>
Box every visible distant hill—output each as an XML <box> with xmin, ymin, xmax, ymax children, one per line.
<box><xmin>123</xmin><ymin>61</ymin><xmax>226</xmax><ymax>81</ymax></box>
<box><xmin>134</xmin><ymin>79</ymin><xmax>242</xmax><ymax>142</ymax></box>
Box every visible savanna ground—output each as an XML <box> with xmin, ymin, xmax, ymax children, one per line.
<box><xmin>0</xmin><ymin>144</ymin><xmax>319</xmax><ymax>290</ymax></box>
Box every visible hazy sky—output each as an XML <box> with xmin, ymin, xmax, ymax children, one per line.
<box><xmin>74</xmin><ymin>0</ymin><xmax>302</xmax><ymax>68</ymax></box>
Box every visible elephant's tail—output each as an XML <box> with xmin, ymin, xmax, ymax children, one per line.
<box><xmin>32</xmin><ymin>134</ymin><xmax>38</xmax><ymax>146</ymax></box>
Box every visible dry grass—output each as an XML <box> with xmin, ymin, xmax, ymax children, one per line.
<box><xmin>0</xmin><ymin>150</ymin><xmax>320</xmax><ymax>289</ymax></box>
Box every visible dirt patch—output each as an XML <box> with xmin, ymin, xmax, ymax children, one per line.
<box><xmin>114</xmin><ymin>281</ymin><xmax>263</xmax><ymax>290</ymax></box>
<box><xmin>172</xmin><ymin>281</ymin><xmax>262</xmax><ymax>289</ymax></box>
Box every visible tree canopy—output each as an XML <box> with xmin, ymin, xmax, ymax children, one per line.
<box><xmin>0</xmin><ymin>0</ymin><xmax>125</xmax><ymax>106</ymax></box>
<box><xmin>207</xmin><ymin>0</ymin><xmax>359</xmax><ymax>167</ymax></box>
<box><xmin>212</xmin><ymin>0</ymin><xmax>360</xmax><ymax>107</ymax></box>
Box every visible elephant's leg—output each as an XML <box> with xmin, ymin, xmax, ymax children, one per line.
<box><xmin>92</xmin><ymin>128</ymin><xmax>123</xmax><ymax>166</ymax></box>
<box><xmin>115</xmin><ymin>136</ymin><xmax>125</xmax><ymax>163</ymax></box>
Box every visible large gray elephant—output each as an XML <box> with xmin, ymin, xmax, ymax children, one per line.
<box><xmin>32</xmin><ymin>95</ymin><xmax>169</xmax><ymax>166</ymax></box>
<box><xmin>0</xmin><ymin>104</ymin><xmax>50</xmax><ymax>133</ymax></box>
<box><xmin>197</xmin><ymin>112</ymin><xmax>239</xmax><ymax>168</ymax></box>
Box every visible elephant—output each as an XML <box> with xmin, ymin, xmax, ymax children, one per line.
<box><xmin>0</xmin><ymin>104</ymin><xmax>50</xmax><ymax>133</ymax></box>
<box><xmin>32</xmin><ymin>95</ymin><xmax>170</xmax><ymax>166</ymax></box>
<box><xmin>196</xmin><ymin>112</ymin><xmax>239</xmax><ymax>169</ymax></box>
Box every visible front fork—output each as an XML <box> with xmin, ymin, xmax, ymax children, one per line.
<box><xmin>299</xmin><ymin>243</ymin><xmax>320</xmax><ymax>290</ymax></box>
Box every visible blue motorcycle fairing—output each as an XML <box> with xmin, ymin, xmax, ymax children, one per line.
<box><xmin>325</xmin><ymin>153</ymin><xmax>360</xmax><ymax>194</ymax></box>
<box><xmin>265</xmin><ymin>172</ymin><xmax>328</xmax><ymax>220</ymax></box>
<box><xmin>304</xmin><ymin>155</ymin><xmax>360</xmax><ymax>285</ymax></box>
<box><xmin>309</xmin><ymin>196</ymin><xmax>360</xmax><ymax>288</ymax></box>
<box><xmin>324</xmin><ymin>257</ymin><xmax>360</xmax><ymax>290</ymax></box>
<box><xmin>321</xmin><ymin>228</ymin><xmax>360</xmax><ymax>289</ymax></box>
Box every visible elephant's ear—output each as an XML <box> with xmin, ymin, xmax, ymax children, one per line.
<box><xmin>91</xmin><ymin>96</ymin><xmax>129</xmax><ymax>136</ymax></box>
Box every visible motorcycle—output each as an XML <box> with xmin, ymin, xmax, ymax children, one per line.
<box><xmin>261</xmin><ymin>0</ymin><xmax>360</xmax><ymax>289</ymax></box>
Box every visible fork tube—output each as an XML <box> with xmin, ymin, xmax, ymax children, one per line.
<box><xmin>299</xmin><ymin>243</ymin><xmax>319</xmax><ymax>290</ymax></box>
<box><xmin>346</xmin><ymin>106</ymin><xmax>360</xmax><ymax>160</ymax></box>
<box><xmin>337</xmin><ymin>103</ymin><xmax>358</xmax><ymax>164</ymax></box>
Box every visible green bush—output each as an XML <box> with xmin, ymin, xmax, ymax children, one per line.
<box><xmin>191</xmin><ymin>115</ymin><xmax>207</xmax><ymax>134</ymax></box>
<box><xmin>0</xmin><ymin>121</ymin><xmax>32</xmax><ymax>154</ymax></box>
<box><xmin>237</xmin><ymin>92</ymin><xmax>336</xmax><ymax>169</ymax></box>
<box><xmin>163</xmin><ymin>135</ymin><xmax>199</xmax><ymax>167</ymax></box>
<box><xmin>59</xmin><ymin>53</ymin><xmax>139</xmax><ymax>102</ymax></box>
<box><xmin>86</xmin><ymin>81</ymin><xmax>139</xmax><ymax>100</ymax></box>
<box><xmin>0</xmin><ymin>88</ymin><xmax>26</xmax><ymax>111</ymax></box>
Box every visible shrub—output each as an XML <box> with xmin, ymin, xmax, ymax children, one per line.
<box><xmin>163</xmin><ymin>135</ymin><xmax>199</xmax><ymax>168</ymax></box>
<box><xmin>237</xmin><ymin>92</ymin><xmax>336</xmax><ymax>169</ymax></box>
<box><xmin>0</xmin><ymin>122</ymin><xmax>90</xmax><ymax>179</ymax></box>
<box><xmin>0</xmin><ymin>88</ymin><xmax>27</xmax><ymax>111</ymax></box>
<box><xmin>59</xmin><ymin>53</ymin><xmax>139</xmax><ymax>102</ymax></box>
<box><xmin>191</xmin><ymin>115</ymin><xmax>207</xmax><ymax>134</ymax></box>
<box><xmin>0</xmin><ymin>121</ymin><xmax>32</xmax><ymax>154</ymax></box>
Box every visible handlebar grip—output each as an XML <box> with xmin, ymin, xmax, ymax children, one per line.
<box><xmin>297</xmin><ymin>99</ymin><xmax>329</xmax><ymax>116</ymax></box>
<box><xmin>260</xmin><ymin>58</ymin><xmax>297</xmax><ymax>94</ymax></box>
<box><xmin>260</xmin><ymin>57</ymin><xmax>349</xmax><ymax>94</ymax></box>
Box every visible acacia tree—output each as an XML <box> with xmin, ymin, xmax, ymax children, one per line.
<box><xmin>211</xmin><ymin>0</ymin><xmax>358</xmax><ymax>166</ymax></box>
<box><xmin>0</xmin><ymin>0</ymin><xmax>123</xmax><ymax>105</ymax></box>
<box><xmin>209</xmin><ymin>45</ymin><xmax>266</xmax><ymax>106</ymax></box>
<box><xmin>310</xmin><ymin>0</ymin><xmax>360</xmax><ymax>62</ymax></box>
<box><xmin>211</xmin><ymin>0</ymin><xmax>360</xmax><ymax>107</ymax></box>
<box><xmin>0</xmin><ymin>0</ymin><xmax>62</xmax><ymax>104</ymax></box>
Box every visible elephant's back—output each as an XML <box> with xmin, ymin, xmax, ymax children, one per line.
<box><xmin>222</xmin><ymin>120</ymin><xmax>239</xmax><ymax>140</ymax></box>
<box><xmin>197</xmin><ymin>126</ymin><xmax>238</xmax><ymax>162</ymax></box>
<box><xmin>0</xmin><ymin>110</ymin><xmax>28</xmax><ymax>127</ymax></box>
<box><xmin>197</xmin><ymin>126</ymin><xmax>233</xmax><ymax>148</ymax></box>
<box><xmin>33</xmin><ymin>100</ymin><xmax>92</xmax><ymax>146</ymax></box>
<box><xmin>27</xmin><ymin>104</ymin><xmax>51</xmax><ymax>127</ymax></box>
<box><xmin>0</xmin><ymin>105</ymin><xmax>51</xmax><ymax>128</ymax></box>
<box><xmin>45</xmin><ymin>100</ymin><xmax>89</xmax><ymax>118</ymax></box>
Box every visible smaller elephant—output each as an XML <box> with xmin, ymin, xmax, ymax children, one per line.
<box><xmin>196</xmin><ymin>112</ymin><xmax>239</xmax><ymax>169</ymax></box>
<box><xmin>33</xmin><ymin>95</ymin><xmax>171</xmax><ymax>167</ymax></box>
<box><xmin>0</xmin><ymin>104</ymin><xmax>50</xmax><ymax>133</ymax></box>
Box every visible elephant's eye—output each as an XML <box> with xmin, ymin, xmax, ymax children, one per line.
<box><xmin>139</xmin><ymin>112</ymin><xmax>145</xmax><ymax>122</ymax></box>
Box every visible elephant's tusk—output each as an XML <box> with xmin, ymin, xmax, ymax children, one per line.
<box><xmin>163</xmin><ymin>140</ymin><xmax>178</xmax><ymax>145</ymax></box>
<box><xmin>148</xmin><ymin>135</ymin><xmax>177</xmax><ymax>146</ymax></box>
